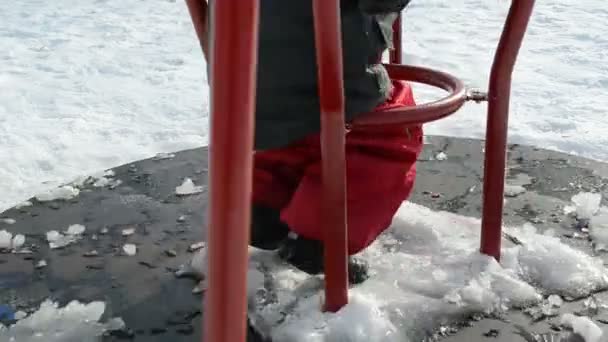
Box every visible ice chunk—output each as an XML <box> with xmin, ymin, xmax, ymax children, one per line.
<box><xmin>15</xmin><ymin>201</ymin><xmax>32</xmax><ymax>209</ymax></box>
<box><xmin>188</xmin><ymin>241</ymin><xmax>205</xmax><ymax>252</ymax></box>
<box><xmin>11</xmin><ymin>234</ymin><xmax>25</xmax><ymax>249</ymax></box>
<box><xmin>571</xmin><ymin>192</ymin><xmax>602</xmax><ymax>220</ymax></box>
<box><xmin>35</xmin><ymin>185</ymin><xmax>80</xmax><ymax>202</ymax></box>
<box><xmin>121</xmin><ymin>227</ymin><xmax>136</xmax><ymax>236</ymax></box>
<box><xmin>547</xmin><ymin>294</ymin><xmax>563</xmax><ymax>307</ymax></box>
<box><xmin>66</xmin><ymin>224</ymin><xmax>85</xmax><ymax>235</ymax></box>
<box><xmin>0</xmin><ymin>299</ymin><xmax>122</xmax><ymax>342</ymax></box>
<box><xmin>509</xmin><ymin>223</ymin><xmax>608</xmax><ymax>299</ymax></box>
<box><xmin>46</xmin><ymin>227</ymin><xmax>82</xmax><ymax>249</ymax></box>
<box><xmin>123</xmin><ymin>244</ymin><xmax>137</xmax><ymax>256</ymax></box>
<box><xmin>14</xmin><ymin>310</ymin><xmax>27</xmax><ymax>320</ymax></box>
<box><xmin>561</xmin><ymin>313</ymin><xmax>603</xmax><ymax>342</ymax></box>
<box><xmin>175</xmin><ymin>178</ymin><xmax>205</xmax><ymax>196</ymax></box>
<box><xmin>590</xmin><ymin>207</ymin><xmax>608</xmax><ymax>251</ymax></box>
<box><xmin>1</xmin><ymin>218</ymin><xmax>16</xmax><ymax>224</ymax></box>
<box><xmin>0</xmin><ymin>230</ymin><xmax>12</xmax><ymax>249</ymax></box>
<box><xmin>154</xmin><ymin>152</ymin><xmax>175</xmax><ymax>160</ymax></box>
<box><xmin>46</xmin><ymin>230</ymin><xmax>61</xmax><ymax>242</ymax></box>
<box><xmin>504</xmin><ymin>185</ymin><xmax>526</xmax><ymax>197</ymax></box>
<box><xmin>435</xmin><ymin>152</ymin><xmax>447</xmax><ymax>161</ymax></box>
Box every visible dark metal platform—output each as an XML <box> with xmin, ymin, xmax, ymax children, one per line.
<box><xmin>1</xmin><ymin>136</ymin><xmax>607</xmax><ymax>341</ymax></box>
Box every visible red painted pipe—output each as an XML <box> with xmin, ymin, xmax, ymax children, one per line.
<box><xmin>389</xmin><ymin>14</ymin><xmax>402</xmax><ymax>64</ymax></box>
<box><xmin>480</xmin><ymin>0</ymin><xmax>535</xmax><ymax>260</ymax></box>
<box><xmin>201</xmin><ymin>0</ymin><xmax>260</xmax><ymax>341</ymax></box>
<box><xmin>184</xmin><ymin>0</ymin><xmax>209</xmax><ymax>58</ymax></box>
<box><xmin>312</xmin><ymin>0</ymin><xmax>349</xmax><ymax>313</ymax></box>
<box><xmin>353</xmin><ymin>64</ymin><xmax>467</xmax><ymax>127</ymax></box>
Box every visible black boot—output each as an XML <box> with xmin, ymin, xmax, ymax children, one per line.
<box><xmin>250</xmin><ymin>206</ymin><xmax>290</xmax><ymax>250</ymax></box>
<box><xmin>277</xmin><ymin>235</ymin><xmax>370</xmax><ymax>285</ymax></box>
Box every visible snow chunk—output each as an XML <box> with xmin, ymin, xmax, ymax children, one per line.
<box><xmin>569</xmin><ymin>192</ymin><xmax>602</xmax><ymax>220</ymax></box>
<box><xmin>547</xmin><ymin>294</ymin><xmax>563</xmax><ymax>307</ymax></box>
<box><xmin>0</xmin><ymin>230</ymin><xmax>13</xmax><ymax>249</ymax></box>
<box><xmin>121</xmin><ymin>227</ymin><xmax>135</xmax><ymax>236</ymax></box>
<box><xmin>35</xmin><ymin>185</ymin><xmax>80</xmax><ymax>202</ymax></box>
<box><xmin>1</xmin><ymin>218</ymin><xmax>16</xmax><ymax>225</ymax></box>
<box><xmin>46</xmin><ymin>225</ymin><xmax>85</xmax><ymax>249</ymax></box>
<box><xmin>14</xmin><ymin>310</ymin><xmax>27</xmax><ymax>320</ymax></box>
<box><xmin>504</xmin><ymin>185</ymin><xmax>526</xmax><ymax>197</ymax></box>
<box><xmin>175</xmin><ymin>178</ymin><xmax>204</xmax><ymax>196</ymax></box>
<box><xmin>122</xmin><ymin>244</ymin><xmax>137</xmax><ymax>256</ymax></box>
<box><xmin>590</xmin><ymin>207</ymin><xmax>608</xmax><ymax>251</ymax></box>
<box><xmin>506</xmin><ymin>223</ymin><xmax>608</xmax><ymax>299</ymax></box>
<box><xmin>435</xmin><ymin>152</ymin><xmax>447</xmax><ymax>161</ymax></box>
<box><xmin>11</xmin><ymin>234</ymin><xmax>25</xmax><ymax>250</ymax></box>
<box><xmin>561</xmin><ymin>313</ymin><xmax>603</xmax><ymax>342</ymax></box>
<box><xmin>15</xmin><ymin>201</ymin><xmax>32</xmax><ymax>209</ymax></box>
<box><xmin>0</xmin><ymin>299</ymin><xmax>123</xmax><ymax>342</ymax></box>
<box><xmin>66</xmin><ymin>224</ymin><xmax>86</xmax><ymax>235</ymax></box>
<box><xmin>154</xmin><ymin>152</ymin><xmax>175</xmax><ymax>160</ymax></box>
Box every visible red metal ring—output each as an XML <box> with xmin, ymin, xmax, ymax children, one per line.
<box><xmin>352</xmin><ymin>64</ymin><xmax>467</xmax><ymax>127</ymax></box>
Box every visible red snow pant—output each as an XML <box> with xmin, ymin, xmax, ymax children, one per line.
<box><xmin>252</xmin><ymin>81</ymin><xmax>423</xmax><ymax>254</ymax></box>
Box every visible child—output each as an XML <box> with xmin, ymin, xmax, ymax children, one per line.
<box><xmin>249</xmin><ymin>0</ymin><xmax>422</xmax><ymax>284</ymax></box>
<box><xmin>191</xmin><ymin>0</ymin><xmax>421</xmax><ymax>285</ymax></box>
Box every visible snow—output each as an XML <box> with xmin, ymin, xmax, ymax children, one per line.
<box><xmin>591</xmin><ymin>208</ymin><xmax>608</xmax><ymax>251</ymax></box>
<box><xmin>0</xmin><ymin>229</ymin><xmax>12</xmax><ymax>249</ymax></box>
<box><xmin>568</xmin><ymin>192</ymin><xmax>602</xmax><ymax>220</ymax></box>
<box><xmin>0</xmin><ymin>299</ymin><xmax>124</xmax><ymax>342</ymax></box>
<box><xmin>66</xmin><ymin>224</ymin><xmax>85</xmax><ymax>235</ymax></box>
<box><xmin>35</xmin><ymin>185</ymin><xmax>80</xmax><ymax>202</ymax></box>
<box><xmin>11</xmin><ymin>234</ymin><xmax>25</xmax><ymax>250</ymax></box>
<box><xmin>435</xmin><ymin>151</ymin><xmax>447</xmax><ymax>161</ymax></box>
<box><xmin>504</xmin><ymin>185</ymin><xmax>526</xmax><ymax>197</ymax></box>
<box><xmin>1</xmin><ymin>218</ymin><xmax>16</xmax><ymax>225</ymax></box>
<box><xmin>561</xmin><ymin>313</ymin><xmax>603</xmax><ymax>342</ymax></box>
<box><xmin>175</xmin><ymin>178</ymin><xmax>205</xmax><ymax>196</ymax></box>
<box><xmin>182</xmin><ymin>202</ymin><xmax>608</xmax><ymax>341</ymax></box>
<box><xmin>0</xmin><ymin>1</ymin><xmax>607</xmax><ymax>212</ymax></box>
<box><xmin>121</xmin><ymin>227</ymin><xmax>135</xmax><ymax>236</ymax></box>
<box><xmin>122</xmin><ymin>243</ymin><xmax>137</xmax><ymax>256</ymax></box>
<box><xmin>45</xmin><ymin>224</ymin><xmax>86</xmax><ymax>249</ymax></box>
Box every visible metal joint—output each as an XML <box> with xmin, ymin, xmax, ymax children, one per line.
<box><xmin>466</xmin><ymin>88</ymin><xmax>489</xmax><ymax>103</ymax></box>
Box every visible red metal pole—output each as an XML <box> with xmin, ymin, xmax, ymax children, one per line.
<box><xmin>203</xmin><ymin>1</ymin><xmax>259</xmax><ymax>341</ymax></box>
<box><xmin>480</xmin><ymin>0</ymin><xmax>534</xmax><ymax>260</ymax></box>
<box><xmin>389</xmin><ymin>14</ymin><xmax>402</xmax><ymax>64</ymax></box>
<box><xmin>184</xmin><ymin>0</ymin><xmax>209</xmax><ymax>58</ymax></box>
<box><xmin>312</xmin><ymin>0</ymin><xmax>349</xmax><ymax>312</ymax></box>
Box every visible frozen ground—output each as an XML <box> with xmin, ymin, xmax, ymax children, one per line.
<box><xmin>0</xmin><ymin>0</ymin><xmax>607</xmax><ymax>211</ymax></box>
<box><xmin>184</xmin><ymin>201</ymin><xmax>608</xmax><ymax>342</ymax></box>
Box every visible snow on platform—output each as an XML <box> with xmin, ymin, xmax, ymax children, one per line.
<box><xmin>2</xmin><ymin>137</ymin><xmax>608</xmax><ymax>342</ymax></box>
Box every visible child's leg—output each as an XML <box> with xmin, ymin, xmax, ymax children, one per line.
<box><xmin>280</xmin><ymin>81</ymin><xmax>423</xmax><ymax>254</ymax></box>
<box><xmin>251</xmin><ymin>143</ymin><xmax>315</xmax><ymax>249</ymax></box>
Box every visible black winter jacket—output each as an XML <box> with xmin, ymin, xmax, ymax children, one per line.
<box><xmin>253</xmin><ymin>0</ymin><xmax>410</xmax><ymax>149</ymax></box>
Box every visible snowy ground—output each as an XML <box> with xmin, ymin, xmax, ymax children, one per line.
<box><xmin>183</xmin><ymin>199</ymin><xmax>608</xmax><ymax>342</ymax></box>
<box><xmin>0</xmin><ymin>1</ymin><xmax>607</xmax><ymax>212</ymax></box>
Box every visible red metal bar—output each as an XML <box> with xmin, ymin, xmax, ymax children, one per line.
<box><xmin>185</xmin><ymin>0</ymin><xmax>209</xmax><ymax>57</ymax></box>
<box><xmin>480</xmin><ymin>0</ymin><xmax>534</xmax><ymax>260</ymax></box>
<box><xmin>312</xmin><ymin>0</ymin><xmax>349</xmax><ymax>312</ymax></box>
<box><xmin>353</xmin><ymin>64</ymin><xmax>467</xmax><ymax>127</ymax></box>
<box><xmin>200</xmin><ymin>1</ymin><xmax>259</xmax><ymax>341</ymax></box>
<box><xmin>389</xmin><ymin>14</ymin><xmax>402</xmax><ymax>64</ymax></box>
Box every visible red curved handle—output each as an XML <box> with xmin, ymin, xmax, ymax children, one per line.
<box><xmin>352</xmin><ymin>64</ymin><xmax>467</xmax><ymax>127</ymax></box>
